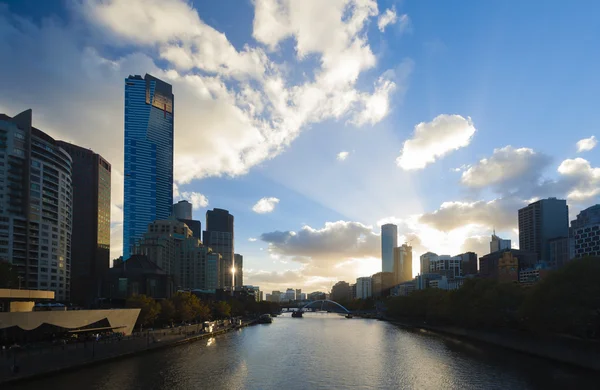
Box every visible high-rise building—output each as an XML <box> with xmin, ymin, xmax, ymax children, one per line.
<box><xmin>134</xmin><ymin>217</ymin><xmax>220</xmax><ymax>290</ymax></box>
<box><xmin>234</xmin><ymin>253</ymin><xmax>243</xmax><ymax>289</ymax></box>
<box><xmin>419</xmin><ymin>252</ymin><xmax>437</xmax><ymax>275</ymax></box>
<box><xmin>548</xmin><ymin>237</ymin><xmax>570</xmax><ymax>268</ymax></box>
<box><xmin>371</xmin><ymin>272</ymin><xmax>394</xmax><ymax>298</ymax></box>
<box><xmin>295</xmin><ymin>288</ymin><xmax>301</xmax><ymax>301</ymax></box>
<box><xmin>355</xmin><ymin>277</ymin><xmax>372</xmax><ymax>299</ymax></box>
<box><xmin>381</xmin><ymin>224</ymin><xmax>397</xmax><ymax>273</ymax></box>
<box><xmin>203</xmin><ymin>208</ymin><xmax>234</xmax><ymax>289</ymax></box>
<box><xmin>393</xmin><ymin>244</ymin><xmax>412</xmax><ymax>284</ymax></box>
<box><xmin>123</xmin><ymin>74</ymin><xmax>174</xmax><ymax>259</ymax></box>
<box><xmin>479</xmin><ymin>249</ymin><xmax>537</xmax><ymax>280</ymax></box>
<box><xmin>0</xmin><ymin>110</ymin><xmax>73</xmax><ymax>300</ymax></box>
<box><xmin>56</xmin><ymin>141</ymin><xmax>111</xmax><ymax>306</ymax></box>
<box><xmin>570</xmin><ymin>204</ymin><xmax>600</xmax><ymax>259</ymax></box>
<box><xmin>172</xmin><ymin>200</ymin><xmax>192</xmax><ymax>220</ymax></box>
<box><xmin>457</xmin><ymin>251</ymin><xmax>478</xmax><ymax>275</ymax></box>
<box><xmin>518</xmin><ymin>198</ymin><xmax>568</xmax><ymax>262</ymax></box>
<box><xmin>284</xmin><ymin>288</ymin><xmax>296</xmax><ymax>302</ymax></box>
<box><xmin>490</xmin><ymin>232</ymin><xmax>511</xmax><ymax>253</ymax></box>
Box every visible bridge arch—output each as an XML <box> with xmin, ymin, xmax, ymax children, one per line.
<box><xmin>301</xmin><ymin>299</ymin><xmax>350</xmax><ymax>313</ymax></box>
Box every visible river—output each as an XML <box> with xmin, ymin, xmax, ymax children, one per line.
<box><xmin>7</xmin><ymin>313</ymin><xmax>598</xmax><ymax>389</ymax></box>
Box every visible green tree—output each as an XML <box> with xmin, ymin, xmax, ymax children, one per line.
<box><xmin>214</xmin><ymin>301</ymin><xmax>232</xmax><ymax>319</ymax></box>
<box><xmin>126</xmin><ymin>294</ymin><xmax>161</xmax><ymax>328</ymax></box>
<box><xmin>0</xmin><ymin>261</ymin><xmax>19</xmax><ymax>288</ymax></box>
<box><xmin>159</xmin><ymin>299</ymin><xmax>176</xmax><ymax>325</ymax></box>
<box><xmin>170</xmin><ymin>292</ymin><xmax>211</xmax><ymax>322</ymax></box>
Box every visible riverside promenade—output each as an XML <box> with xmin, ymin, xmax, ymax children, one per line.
<box><xmin>0</xmin><ymin>320</ymin><xmax>257</xmax><ymax>385</ymax></box>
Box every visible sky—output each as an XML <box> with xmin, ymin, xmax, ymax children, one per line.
<box><xmin>1</xmin><ymin>0</ymin><xmax>599</xmax><ymax>294</ymax></box>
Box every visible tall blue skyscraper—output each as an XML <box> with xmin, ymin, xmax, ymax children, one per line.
<box><xmin>381</xmin><ymin>224</ymin><xmax>398</xmax><ymax>273</ymax></box>
<box><xmin>123</xmin><ymin>74</ymin><xmax>174</xmax><ymax>259</ymax></box>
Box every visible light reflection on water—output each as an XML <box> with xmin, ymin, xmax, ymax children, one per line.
<box><xmin>8</xmin><ymin>313</ymin><xmax>599</xmax><ymax>390</ymax></box>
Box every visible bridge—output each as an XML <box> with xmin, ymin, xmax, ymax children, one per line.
<box><xmin>281</xmin><ymin>299</ymin><xmax>351</xmax><ymax>315</ymax></box>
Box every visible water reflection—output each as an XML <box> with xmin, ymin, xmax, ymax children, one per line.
<box><xmin>7</xmin><ymin>314</ymin><xmax>598</xmax><ymax>390</ymax></box>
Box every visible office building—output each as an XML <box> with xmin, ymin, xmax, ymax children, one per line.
<box><xmin>355</xmin><ymin>277</ymin><xmax>372</xmax><ymax>299</ymax></box>
<box><xmin>0</xmin><ymin>110</ymin><xmax>73</xmax><ymax>301</ymax></box>
<box><xmin>429</xmin><ymin>254</ymin><xmax>463</xmax><ymax>279</ymax></box>
<box><xmin>371</xmin><ymin>272</ymin><xmax>394</xmax><ymax>298</ymax></box>
<box><xmin>457</xmin><ymin>251</ymin><xmax>478</xmax><ymax>275</ymax></box>
<box><xmin>570</xmin><ymin>204</ymin><xmax>600</xmax><ymax>259</ymax></box>
<box><xmin>295</xmin><ymin>288</ymin><xmax>301</xmax><ymax>301</ymax></box>
<box><xmin>102</xmin><ymin>255</ymin><xmax>174</xmax><ymax>300</ymax></box>
<box><xmin>173</xmin><ymin>200</ymin><xmax>192</xmax><ymax>220</ymax></box>
<box><xmin>393</xmin><ymin>244</ymin><xmax>413</xmax><ymax>284</ymax></box>
<box><xmin>490</xmin><ymin>232</ymin><xmax>511</xmax><ymax>253</ymax></box>
<box><xmin>331</xmin><ymin>281</ymin><xmax>350</xmax><ymax>302</ymax></box>
<box><xmin>548</xmin><ymin>237</ymin><xmax>570</xmax><ymax>268</ymax></box>
<box><xmin>381</xmin><ymin>224</ymin><xmax>397</xmax><ymax>273</ymax></box>
<box><xmin>479</xmin><ymin>249</ymin><xmax>537</xmax><ymax>280</ymax></box>
<box><xmin>234</xmin><ymin>253</ymin><xmax>243</xmax><ymax>289</ymax></box>
<box><xmin>284</xmin><ymin>288</ymin><xmax>296</xmax><ymax>302</ymax></box>
<box><xmin>56</xmin><ymin>141</ymin><xmax>111</xmax><ymax>307</ymax></box>
<box><xmin>518</xmin><ymin>198</ymin><xmax>568</xmax><ymax>262</ymax></box>
<box><xmin>123</xmin><ymin>74</ymin><xmax>174</xmax><ymax>259</ymax></box>
<box><xmin>419</xmin><ymin>252</ymin><xmax>437</xmax><ymax>275</ymax></box>
<box><xmin>203</xmin><ymin>208</ymin><xmax>234</xmax><ymax>289</ymax></box>
<box><xmin>134</xmin><ymin>217</ymin><xmax>220</xmax><ymax>290</ymax></box>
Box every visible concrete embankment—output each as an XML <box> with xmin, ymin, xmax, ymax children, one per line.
<box><xmin>0</xmin><ymin>320</ymin><xmax>258</xmax><ymax>385</ymax></box>
<box><xmin>387</xmin><ymin>319</ymin><xmax>600</xmax><ymax>372</ymax></box>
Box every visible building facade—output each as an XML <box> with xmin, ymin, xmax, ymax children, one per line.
<box><xmin>518</xmin><ymin>198</ymin><xmax>569</xmax><ymax>262</ymax></box>
<box><xmin>393</xmin><ymin>244</ymin><xmax>412</xmax><ymax>285</ymax></box>
<box><xmin>548</xmin><ymin>236</ymin><xmax>570</xmax><ymax>268</ymax></box>
<box><xmin>570</xmin><ymin>204</ymin><xmax>600</xmax><ymax>259</ymax></box>
<box><xmin>371</xmin><ymin>272</ymin><xmax>394</xmax><ymax>298</ymax></box>
<box><xmin>381</xmin><ymin>224</ymin><xmax>397</xmax><ymax>273</ymax></box>
<box><xmin>331</xmin><ymin>281</ymin><xmax>350</xmax><ymax>302</ymax></box>
<box><xmin>172</xmin><ymin>200</ymin><xmax>192</xmax><ymax>220</ymax></box>
<box><xmin>123</xmin><ymin>74</ymin><xmax>174</xmax><ymax>259</ymax></box>
<box><xmin>56</xmin><ymin>141</ymin><xmax>111</xmax><ymax>307</ymax></box>
<box><xmin>355</xmin><ymin>277</ymin><xmax>372</xmax><ymax>299</ymax></box>
<box><xmin>457</xmin><ymin>252</ymin><xmax>478</xmax><ymax>275</ymax></box>
<box><xmin>419</xmin><ymin>252</ymin><xmax>437</xmax><ymax>275</ymax></box>
<box><xmin>0</xmin><ymin>110</ymin><xmax>73</xmax><ymax>301</ymax></box>
<box><xmin>203</xmin><ymin>208</ymin><xmax>234</xmax><ymax>289</ymax></box>
<box><xmin>479</xmin><ymin>249</ymin><xmax>537</xmax><ymax>280</ymax></box>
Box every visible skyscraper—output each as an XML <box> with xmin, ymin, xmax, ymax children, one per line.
<box><xmin>203</xmin><ymin>208</ymin><xmax>234</xmax><ymax>289</ymax></box>
<box><xmin>381</xmin><ymin>224</ymin><xmax>397</xmax><ymax>273</ymax></box>
<box><xmin>518</xmin><ymin>198</ymin><xmax>568</xmax><ymax>262</ymax></box>
<box><xmin>490</xmin><ymin>232</ymin><xmax>511</xmax><ymax>253</ymax></box>
<box><xmin>173</xmin><ymin>200</ymin><xmax>192</xmax><ymax>220</ymax></box>
<box><xmin>0</xmin><ymin>110</ymin><xmax>73</xmax><ymax>300</ymax></box>
<box><xmin>234</xmin><ymin>253</ymin><xmax>243</xmax><ymax>289</ymax></box>
<box><xmin>123</xmin><ymin>74</ymin><xmax>174</xmax><ymax>259</ymax></box>
<box><xmin>56</xmin><ymin>141</ymin><xmax>111</xmax><ymax>306</ymax></box>
<box><xmin>393</xmin><ymin>244</ymin><xmax>412</xmax><ymax>284</ymax></box>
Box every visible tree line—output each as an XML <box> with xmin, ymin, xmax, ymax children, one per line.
<box><xmin>386</xmin><ymin>256</ymin><xmax>600</xmax><ymax>339</ymax></box>
<box><xmin>126</xmin><ymin>291</ymin><xmax>281</xmax><ymax>329</ymax></box>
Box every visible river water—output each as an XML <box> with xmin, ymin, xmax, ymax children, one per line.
<box><xmin>8</xmin><ymin>313</ymin><xmax>598</xmax><ymax>389</ymax></box>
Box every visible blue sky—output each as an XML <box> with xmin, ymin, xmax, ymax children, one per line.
<box><xmin>1</xmin><ymin>0</ymin><xmax>599</xmax><ymax>293</ymax></box>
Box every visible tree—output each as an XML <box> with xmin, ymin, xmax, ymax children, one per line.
<box><xmin>126</xmin><ymin>294</ymin><xmax>161</xmax><ymax>328</ymax></box>
<box><xmin>170</xmin><ymin>292</ymin><xmax>211</xmax><ymax>323</ymax></box>
<box><xmin>159</xmin><ymin>299</ymin><xmax>176</xmax><ymax>325</ymax></box>
<box><xmin>214</xmin><ymin>301</ymin><xmax>232</xmax><ymax>319</ymax></box>
<box><xmin>0</xmin><ymin>261</ymin><xmax>19</xmax><ymax>288</ymax></box>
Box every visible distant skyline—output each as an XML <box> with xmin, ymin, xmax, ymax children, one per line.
<box><xmin>0</xmin><ymin>0</ymin><xmax>599</xmax><ymax>293</ymax></box>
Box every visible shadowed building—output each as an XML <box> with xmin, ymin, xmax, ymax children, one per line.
<box><xmin>570</xmin><ymin>204</ymin><xmax>600</xmax><ymax>260</ymax></box>
<box><xmin>479</xmin><ymin>249</ymin><xmax>537</xmax><ymax>280</ymax></box>
<box><xmin>234</xmin><ymin>253</ymin><xmax>243</xmax><ymax>289</ymax></box>
<box><xmin>203</xmin><ymin>209</ymin><xmax>234</xmax><ymax>289</ymax></box>
<box><xmin>56</xmin><ymin>141</ymin><xmax>111</xmax><ymax>307</ymax></box>
<box><xmin>371</xmin><ymin>272</ymin><xmax>394</xmax><ymax>298</ymax></box>
<box><xmin>123</xmin><ymin>74</ymin><xmax>174</xmax><ymax>259</ymax></box>
<box><xmin>393</xmin><ymin>244</ymin><xmax>413</xmax><ymax>284</ymax></box>
<box><xmin>518</xmin><ymin>198</ymin><xmax>568</xmax><ymax>262</ymax></box>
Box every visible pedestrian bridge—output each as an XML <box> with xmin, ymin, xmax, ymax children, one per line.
<box><xmin>300</xmin><ymin>300</ymin><xmax>350</xmax><ymax>314</ymax></box>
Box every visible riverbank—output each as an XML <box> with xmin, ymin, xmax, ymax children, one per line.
<box><xmin>0</xmin><ymin>319</ymin><xmax>258</xmax><ymax>385</ymax></box>
<box><xmin>385</xmin><ymin>318</ymin><xmax>600</xmax><ymax>371</ymax></box>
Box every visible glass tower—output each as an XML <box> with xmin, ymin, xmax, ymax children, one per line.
<box><xmin>381</xmin><ymin>224</ymin><xmax>398</xmax><ymax>273</ymax></box>
<box><xmin>123</xmin><ymin>74</ymin><xmax>174</xmax><ymax>259</ymax></box>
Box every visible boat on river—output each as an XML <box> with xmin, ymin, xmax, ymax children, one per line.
<box><xmin>259</xmin><ymin>314</ymin><xmax>273</xmax><ymax>323</ymax></box>
<box><xmin>291</xmin><ymin>310</ymin><xmax>303</xmax><ymax>318</ymax></box>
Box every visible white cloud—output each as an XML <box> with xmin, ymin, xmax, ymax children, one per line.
<box><xmin>397</xmin><ymin>14</ymin><xmax>412</xmax><ymax>35</ymax></box>
<box><xmin>556</xmin><ymin>158</ymin><xmax>600</xmax><ymax>202</ymax></box>
<box><xmin>248</xmin><ymin>238</ymin><xmax>257</xmax><ymax>242</ymax></box>
<box><xmin>378</xmin><ymin>7</ymin><xmax>398</xmax><ymax>32</ymax></box>
<box><xmin>576</xmin><ymin>136</ymin><xmax>597</xmax><ymax>152</ymax></box>
<box><xmin>180</xmin><ymin>191</ymin><xmax>209</xmax><ymax>209</ymax></box>
<box><xmin>252</xmin><ymin>197</ymin><xmax>280</xmax><ymax>213</ymax></box>
<box><xmin>396</xmin><ymin>114</ymin><xmax>476</xmax><ymax>170</ymax></box>
<box><xmin>337</xmin><ymin>151</ymin><xmax>350</xmax><ymax>161</ymax></box>
<box><xmin>461</xmin><ymin>146</ymin><xmax>552</xmax><ymax>190</ymax></box>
